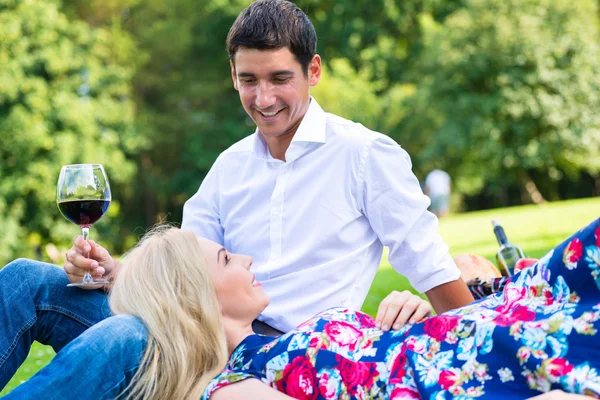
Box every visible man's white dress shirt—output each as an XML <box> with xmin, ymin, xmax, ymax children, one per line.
<box><xmin>182</xmin><ymin>99</ymin><xmax>460</xmax><ymax>332</ymax></box>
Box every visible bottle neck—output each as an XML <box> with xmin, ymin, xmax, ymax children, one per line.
<box><xmin>494</xmin><ymin>225</ymin><xmax>509</xmax><ymax>245</ymax></box>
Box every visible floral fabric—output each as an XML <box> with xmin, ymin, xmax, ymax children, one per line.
<box><xmin>203</xmin><ymin>219</ymin><xmax>600</xmax><ymax>399</ymax></box>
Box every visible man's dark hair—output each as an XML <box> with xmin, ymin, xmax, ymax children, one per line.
<box><xmin>226</xmin><ymin>0</ymin><xmax>317</xmax><ymax>75</ymax></box>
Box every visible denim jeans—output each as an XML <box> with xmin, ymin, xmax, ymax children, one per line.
<box><xmin>0</xmin><ymin>259</ymin><xmax>148</xmax><ymax>399</ymax></box>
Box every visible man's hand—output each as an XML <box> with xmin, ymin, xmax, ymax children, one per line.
<box><xmin>64</xmin><ymin>236</ymin><xmax>117</xmax><ymax>289</ymax></box>
<box><xmin>375</xmin><ymin>290</ymin><xmax>433</xmax><ymax>331</ymax></box>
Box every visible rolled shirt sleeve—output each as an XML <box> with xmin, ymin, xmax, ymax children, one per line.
<box><xmin>358</xmin><ymin>136</ymin><xmax>461</xmax><ymax>293</ymax></box>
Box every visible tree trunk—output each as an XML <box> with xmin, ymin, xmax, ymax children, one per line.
<box><xmin>520</xmin><ymin>172</ymin><xmax>546</xmax><ymax>204</ymax></box>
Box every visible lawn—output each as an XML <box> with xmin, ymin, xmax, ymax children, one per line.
<box><xmin>361</xmin><ymin>197</ymin><xmax>600</xmax><ymax>315</ymax></box>
<box><xmin>2</xmin><ymin>197</ymin><xmax>599</xmax><ymax>395</ymax></box>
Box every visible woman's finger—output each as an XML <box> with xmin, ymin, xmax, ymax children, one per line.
<box><xmin>392</xmin><ymin>295</ymin><xmax>420</xmax><ymax>329</ymax></box>
<box><xmin>409</xmin><ymin>302</ymin><xmax>433</xmax><ymax>324</ymax></box>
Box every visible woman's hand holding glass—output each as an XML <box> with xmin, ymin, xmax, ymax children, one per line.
<box><xmin>64</xmin><ymin>236</ymin><xmax>118</xmax><ymax>289</ymax></box>
<box><xmin>56</xmin><ymin>164</ymin><xmax>111</xmax><ymax>286</ymax></box>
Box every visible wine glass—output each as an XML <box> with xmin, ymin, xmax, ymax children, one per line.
<box><xmin>57</xmin><ymin>164</ymin><xmax>111</xmax><ymax>286</ymax></box>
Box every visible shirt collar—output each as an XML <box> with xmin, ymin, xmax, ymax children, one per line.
<box><xmin>290</xmin><ymin>97</ymin><xmax>327</xmax><ymax>145</ymax></box>
<box><xmin>252</xmin><ymin>97</ymin><xmax>327</xmax><ymax>161</ymax></box>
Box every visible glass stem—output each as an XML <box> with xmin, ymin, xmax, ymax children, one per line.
<box><xmin>81</xmin><ymin>227</ymin><xmax>93</xmax><ymax>284</ymax></box>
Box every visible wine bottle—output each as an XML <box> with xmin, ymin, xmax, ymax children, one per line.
<box><xmin>492</xmin><ymin>219</ymin><xmax>525</xmax><ymax>277</ymax></box>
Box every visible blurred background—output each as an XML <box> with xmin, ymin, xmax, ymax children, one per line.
<box><xmin>1</xmin><ymin>0</ymin><xmax>599</xmax><ymax>267</ymax></box>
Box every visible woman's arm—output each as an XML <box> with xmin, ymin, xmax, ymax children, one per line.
<box><xmin>211</xmin><ymin>379</ymin><xmax>295</xmax><ymax>400</ymax></box>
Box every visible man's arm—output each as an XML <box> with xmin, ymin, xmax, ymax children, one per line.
<box><xmin>360</xmin><ymin>137</ymin><xmax>467</xmax><ymax>313</ymax></box>
<box><xmin>211</xmin><ymin>379</ymin><xmax>295</xmax><ymax>400</ymax></box>
<box><xmin>425</xmin><ymin>278</ymin><xmax>474</xmax><ymax>314</ymax></box>
<box><xmin>181</xmin><ymin>158</ymin><xmax>225</xmax><ymax>244</ymax></box>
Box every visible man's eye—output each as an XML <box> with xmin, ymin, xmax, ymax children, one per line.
<box><xmin>240</xmin><ymin>79</ymin><xmax>256</xmax><ymax>85</ymax></box>
<box><xmin>273</xmin><ymin>77</ymin><xmax>290</xmax><ymax>84</ymax></box>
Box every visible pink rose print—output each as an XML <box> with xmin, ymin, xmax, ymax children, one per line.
<box><xmin>405</xmin><ymin>337</ymin><xmax>425</xmax><ymax>354</ymax></box>
<box><xmin>318</xmin><ymin>370</ymin><xmax>340</xmax><ymax>400</ymax></box>
<box><xmin>336</xmin><ymin>356</ymin><xmax>379</xmax><ymax>396</ymax></box>
<box><xmin>438</xmin><ymin>369</ymin><xmax>460</xmax><ymax>390</ymax></box>
<box><xmin>493</xmin><ymin>304</ymin><xmax>536</xmax><ymax>327</ymax></box>
<box><xmin>309</xmin><ymin>336</ymin><xmax>327</xmax><ymax>351</ymax></box>
<box><xmin>546</xmin><ymin>358</ymin><xmax>574</xmax><ymax>378</ymax></box>
<box><xmin>544</xmin><ymin>290</ymin><xmax>555</xmax><ymax>306</ymax></box>
<box><xmin>356</xmin><ymin>312</ymin><xmax>377</xmax><ymax>328</ymax></box>
<box><xmin>511</xmin><ymin>305</ymin><xmax>536</xmax><ymax>321</ymax></box>
<box><xmin>423</xmin><ymin>315</ymin><xmax>459</xmax><ymax>342</ymax></box>
<box><xmin>496</xmin><ymin>286</ymin><xmax>528</xmax><ymax>314</ymax></box>
<box><xmin>276</xmin><ymin>356</ymin><xmax>318</xmax><ymax>400</ymax></box>
<box><xmin>563</xmin><ymin>238</ymin><xmax>583</xmax><ymax>270</ymax></box>
<box><xmin>323</xmin><ymin>321</ymin><xmax>364</xmax><ymax>352</ymax></box>
<box><xmin>595</xmin><ymin>226</ymin><xmax>600</xmax><ymax>248</ymax></box>
<box><xmin>389</xmin><ymin>346</ymin><xmax>408</xmax><ymax>385</ymax></box>
<box><xmin>390</xmin><ymin>386</ymin><xmax>420</xmax><ymax>399</ymax></box>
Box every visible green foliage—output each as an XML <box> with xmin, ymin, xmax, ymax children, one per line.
<box><xmin>400</xmin><ymin>0</ymin><xmax>600</xmax><ymax>198</ymax></box>
<box><xmin>1</xmin><ymin>0</ymin><xmax>599</xmax><ymax>264</ymax></box>
<box><xmin>0</xmin><ymin>0</ymin><xmax>140</xmax><ymax>265</ymax></box>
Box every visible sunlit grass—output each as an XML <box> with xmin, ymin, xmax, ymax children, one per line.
<box><xmin>2</xmin><ymin>197</ymin><xmax>599</xmax><ymax>394</ymax></box>
<box><xmin>0</xmin><ymin>342</ymin><xmax>55</xmax><ymax>395</ymax></box>
<box><xmin>362</xmin><ymin>197</ymin><xmax>600</xmax><ymax>316</ymax></box>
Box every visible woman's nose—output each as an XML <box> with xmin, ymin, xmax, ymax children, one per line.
<box><xmin>245</xmin><ymin>256</ymin><xmax>253</xmax><ymax>270</ymax></box>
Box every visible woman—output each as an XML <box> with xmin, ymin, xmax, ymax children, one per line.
<box><xmin>5</xmin><ymin>220</ymin><xmax>600</xmax><ymax>399</ymax></box>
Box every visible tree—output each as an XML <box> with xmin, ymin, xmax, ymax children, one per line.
<box><xmin>400</xmin><ymin>0</ymin><xmax>600</xmax><ymax>203</ymax></box>
<box><xmin>0</xmin><ymin>0</ymin><xmax>140</xmax><ymax>265</ymax></box>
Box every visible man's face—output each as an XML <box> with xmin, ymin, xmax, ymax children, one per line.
<box><xmin>231</xmin><ymin>47</ymin><xmax>321</xmax><ymax>138</ymax></box>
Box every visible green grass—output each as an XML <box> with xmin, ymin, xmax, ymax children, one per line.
<box><xmin>2</xmin><ymin>197</ymin><xmax>599</xmax><ymax>395</ymax></box>
<box><xmin>361</xmin><ymin>197</ymin><xmax>600</xmax><ymax>316</ymax></box>
<box><xmin>0</xmin><ymin>342</ymin><xmax>55</xmax><ymax>395</ymax></box>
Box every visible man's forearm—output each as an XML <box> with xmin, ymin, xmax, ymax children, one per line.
<box><xmin>425</xmin><ymin>278</ymin><xmax>474</xmax><ymax>314</ymax></box>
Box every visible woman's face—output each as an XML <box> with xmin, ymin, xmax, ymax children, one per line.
<box><xmin>198</xmin><ymin>237</ymin><xmax>270</xmax><ymax>322</ymax></box>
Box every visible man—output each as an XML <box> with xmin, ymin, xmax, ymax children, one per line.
<box><xmin>424</xmin><ymin>169</ymin><xmax>452</xmax><ymax>218</ymax></box>
<box><xmin>0</xmin><ymin>0</ymin><xmax>472</xmax><ymax>393</ymax></box>
<box><xmin>180</xmin><ymin>0</ymin><xmax>473</xmax><ymax>333</ymax></box>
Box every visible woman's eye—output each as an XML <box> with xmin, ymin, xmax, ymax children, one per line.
<box><xmin>225</xmin><ymin>254</ymin><xmax>231</xmax><ymax>264</ymax></box>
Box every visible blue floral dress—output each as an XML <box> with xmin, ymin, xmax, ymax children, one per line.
<box><xmin>203</xmin><ymin>219</ymin><xmax>600</xmax><ymax>399</ymax></box>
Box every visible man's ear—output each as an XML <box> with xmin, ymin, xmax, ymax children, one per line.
<box><xmin>308</xmin><ymin>54</ymin><xmax>322</xmax><ymax>87</ymax></box>
<box><xmin>230</xmin><ymin>60</ymin><xmax>238</xmax><ymax>91</ymax></box>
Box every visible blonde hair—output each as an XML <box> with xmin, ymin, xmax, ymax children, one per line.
<box><xmin>109</xmin><ymin>226</ymin><xmax>228</xmax><ymax>400</ymax></box>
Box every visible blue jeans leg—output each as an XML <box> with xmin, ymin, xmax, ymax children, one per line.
<box><xmin>0</xmin><ymin>259</ymin><xmax>111</xmax><ymax>389</ymax></box>
<box><xmin>3</xmin><ymin>314</ymin><xmax>148</xmax><ymax>400</ymax></box>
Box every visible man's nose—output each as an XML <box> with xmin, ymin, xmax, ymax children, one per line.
<box><xmin>255</xmin><ymin>82</ymin><xmax>275</xmax><ymax>109</ymax></box>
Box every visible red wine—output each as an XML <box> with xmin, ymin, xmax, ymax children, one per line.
<box><xmin>58</xmin><ymin>200</ymin><xmax>110</xmax><ymax>227</ymax></box>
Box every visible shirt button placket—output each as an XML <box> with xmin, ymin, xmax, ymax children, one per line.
<box><xmin>269</xmin><ymin>164</ymin><xmax>290</xmax><ymax>265</ymax></box>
